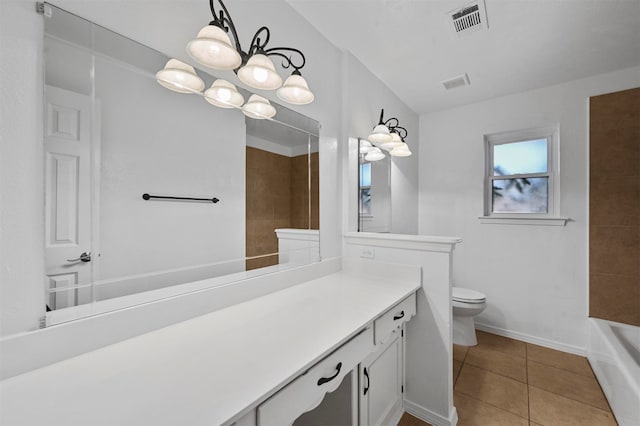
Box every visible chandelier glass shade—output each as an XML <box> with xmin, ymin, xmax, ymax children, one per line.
<box><xmin>237</xmin><ymin>54</ymin><xmax>283</xmax><ymax>90</ymax></box>
<box><xmin>204</xmin><ymin>79</ymin><xmax>244</xmax><ymax>108</ymax></box>
<box><xmin>242</xmin><ymin>94</ymin><xmax>276</xmax><ymax>119</ymax></box>
<box><xmin>187</xmin><ymin>25</ymin><xmax>242</xmax><ymax>70</ymax></box>
<box><xmin>364</xmin><ymin>147</ymin><xmax>385</xmax><ymax>162</ymax></box>
<box><xmin>380</xmin><ymin>132</ymin><xmax>404</xmax><ymax>151</ymax></box>
<box><xmin>390</xmin><ymin>143</ymin><xmax>412</xmax><ymax>157</ymax></box>
<box><xmin>277</xmin><ymin>73</ymin><xmax>315</xmax><ymax>105</ymax></box>
<box><xmin>155</xmin><ymin>59</ymin><xmax>205</xmax><ymax>94</ymax></box>
<box><xmin>359</xmin><ymin>140</ymin><xmax>374</xmax><ymax>154</ymax></box>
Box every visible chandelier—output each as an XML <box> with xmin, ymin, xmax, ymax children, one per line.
<box><xmin>155</xmin><ymin>0</ymin><xmax>314</xmax><ymax>120</ymax></box>
<box><xmin>360</xmin><ymin>109</ymin><xmax>412</xmax><ymax>160</ymax></box>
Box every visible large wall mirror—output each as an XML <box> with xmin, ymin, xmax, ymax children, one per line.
<box><xmin>43</xmin><ymin>4</ymin><xmax>320</xmax><ymax>322</ymax></box>
<box><xmin>358</xmin><ymin>138</ymin><xmax>391</xmax><ymax>232</ymax></box>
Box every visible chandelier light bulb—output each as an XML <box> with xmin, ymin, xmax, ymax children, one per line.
<box><xmin>204</xmin><ymin>79</ymin><xmax>245</xmax><ymax>109</ymax></box>
<box><xmin>277</xmin><ymin>74</ymin><xmax>315</xmax><ymax>105</ymax></box>
<box><xmin>238</xmin><ymin>54</ymin><xmax>283</xmax><ymax>90</ymax></box>
<box><xmin>155</xmin><ymin>59</ymin><xmax>205</xmax><ymax>94</ymax></box>
<box><xmin>187</xmin><ymin>25</ymin><xmax>242</xmax><ymax>70</ymax></box>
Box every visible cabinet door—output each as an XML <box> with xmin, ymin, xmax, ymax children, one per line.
<box><xmin>359</xmin><ymin>330</ymin><xmax>403</xmax><ymax>426</ymax></box>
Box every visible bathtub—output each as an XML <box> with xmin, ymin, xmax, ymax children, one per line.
<box><xmin>588</xmin><ymin>318</ymin><xmax>640</xmax><ymax>426</ymax></box>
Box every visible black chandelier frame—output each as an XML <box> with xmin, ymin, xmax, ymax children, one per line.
<box><xmin>376</xmin><ymin>109</ymin><xmax>408</xmax><ymax>142</ymax></box>
<box><xmin>207</xmin><ymin>0</ymin><xmax>307</xmax><ymax>76</ymax></box>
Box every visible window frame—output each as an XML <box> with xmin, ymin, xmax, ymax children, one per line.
<box><xmin>481</xmin><ymin>126</ymin><xmax>568</xmax><ymax>225</ymax></box>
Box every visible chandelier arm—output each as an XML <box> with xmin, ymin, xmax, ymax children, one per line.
<box><xmin>378</xmin><ymin>109</ymin><xmax>385</xmax><ymax>125</ymax></box>
<box><xmin>394</xmin><ymin>126</ymin><xmax>408</xmax><ymax>140</ymax></box>
<box><xmin>264</xmin><ymin>48</ymin><xmax>306</xmax><ymax>73</ymax></box>
<box><xmin>248</xmin><ymin>26</ymin><xmax>271</xmax><ymax>56</ymax></box>
<box><xmin>384</xmin><ymin>117</ymin><xmax>400</xmax><ymax>129</ymax></box>
<box><xmin>209</xmin><ymin>0</ymin><xmax>244</xmax><ymax>54</ymax></box>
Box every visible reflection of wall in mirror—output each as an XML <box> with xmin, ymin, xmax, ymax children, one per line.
<box><xmin>44</xmin><ymin>35</ymin><xmax>246</xmax><ymax>304</ymax></box>
<box><xmin>246</xmin><ymin>143</ymin><xmax>319</xmax><ymax>271</ymax></box>
<box><xmin>359</xmin><ymin>157</ymin><xmax>391</xmax><ymax>233</ymax></box>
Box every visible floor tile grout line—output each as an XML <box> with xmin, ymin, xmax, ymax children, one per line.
<box><xmin>454</xmin><ymin>387</ymin><xmax>530</xmax><ymax>422</ymax></box>
<box><xmin>526</xmin><ymin>383</ymin><xmax>614</xmax><ymax>413</ymax></box>
<box><xmin>525</xmin><ymin>342</ymin><xmax>531</xmax><ymax>422</ymax></box>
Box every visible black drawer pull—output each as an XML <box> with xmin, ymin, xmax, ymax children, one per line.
<box><xmin>317</xmin><ymin>362</ymin><xmax>342</xmax><ymax>386</ymax></box>
<box><xmin>363</xmin><ymin>367</ymin><xmax>370</xmax><ymax>395</ymax></box>
<box><xmin>393</xmin><ymin>310</ymin><xmax>405</xmax><ymax>320</ymax></box>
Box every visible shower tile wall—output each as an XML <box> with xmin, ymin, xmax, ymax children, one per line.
<box><xmin>246</xmin><ymin>147</ymin><xmax>319</xmax><ymax>271</ymax></box>
<box><xmin>589</xmin><ymin>87</ymin><xmax>640</xmax><ymax>326</ymax></box>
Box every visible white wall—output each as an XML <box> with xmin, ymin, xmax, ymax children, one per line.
<box><xmin>418</xmin><ymin>66</ymin><xmax>640</xmax><ymax>352</ymax></box>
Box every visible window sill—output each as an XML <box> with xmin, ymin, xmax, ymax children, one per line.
<box><xmin>478</xmin><ymin>216</ymin><xmax>570</xmax><ymax>226</ymax></box>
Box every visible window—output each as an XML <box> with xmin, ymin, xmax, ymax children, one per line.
<box><xmin>359</xmin><ymin>162</ymin><xmax>372</xmax><ymax>216</ymax></box>
<box><xmin>482</xmin><ymin>126</ymin><xmax>567</xmax><ymax>225</ymax></box>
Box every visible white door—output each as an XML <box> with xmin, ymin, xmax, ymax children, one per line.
<box><xmin>359</xmin><ymin>330</ymin><xmax>403</xmax><ymax>426</ymax></box>
<box><xmin>44</xmin><ymin>85</ymin><xmax>94</xmax><ymax>310</ymax></box>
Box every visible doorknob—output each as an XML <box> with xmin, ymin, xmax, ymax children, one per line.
<box><xmin>66</xmin><ymin>252</ymin><xmax>91</xmax><ymax>263</ymax></box>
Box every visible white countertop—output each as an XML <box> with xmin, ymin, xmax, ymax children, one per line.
<box><xmin>0</xmin><ymin>267</ymin><xmax>420</xmax><ymax>426</ymax></box>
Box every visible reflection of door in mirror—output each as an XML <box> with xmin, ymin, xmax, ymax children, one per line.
<box><xmin>245</xmin><ymin>120</ymin><xmax>319</xmax><ymax>270</ymax></box>
<box><xmin>44</xmin><ymin>85</ymin><xmax>96</xmax><ymax>310</ymax></box>
<box><xmin>358</xmin><ymin>138</ymin><xmax>391</xmax><ymax>233</ymax></box>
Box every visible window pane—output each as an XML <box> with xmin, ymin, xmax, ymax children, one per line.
<box><xmin>492</xmin><ymin>177</ymin><xmax>548</xmax><ymax>213</ymax></box>
<box><xmin>359</xmin><ymin>163</ymin><xmax>371</xmax><ymax>187</ymax></box>
<box><xmin>493</xmin><ymin>139</ymin><xmax>547</xmax><ymax>176</ymax></box>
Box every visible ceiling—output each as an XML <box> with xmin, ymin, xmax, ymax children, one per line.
<box><xmin>287</xmin><ymin>0</ymin><xmax>640</xmax><ymax>114</ymax></box>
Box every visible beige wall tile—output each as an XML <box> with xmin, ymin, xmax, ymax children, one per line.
<box><xmin>529</xmin><ymin>386</ymin><xmax>616</xmax><ymax>426</ymax></box>
<box><xmin>455</xmin><ymin>364</ymin><xmax>528</xmax><ymax>418</ymax></box>
<box><xmin>526</xmin><ymin>343</ymin><xmax>593</xmax><ymax>377</ymax></box>
<box><xmin>454</xmin><ymin>392</ymin><xmax>528</xmax><ymax>426</ymax></box>
<box><xmin>589</xmin><ymin>225</ymin><xmax>640</xmax><ymax>277</ymax></box>
<box><xmin>590</xmin><ymin>272</ymin><xmax>640</xmax><ymax>326</ymax></box>
<box><xmin>528</xmin><ymin>361</ymin><xmax>609</xmax><ymax>410</ymax></box>
<box><xmin>465</xmin><ymin>345</ymin><xmax>527</xmax><ymax>383</ymax></box>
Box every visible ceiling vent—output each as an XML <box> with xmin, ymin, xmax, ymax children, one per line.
<box><xmin>442</xmin><ymin>73</ymin><xmax>470</xmax><ymax>90</ymax></box>
<box><xmin>447</xmin><ymin>0</ymin><xmax>488</xmax><ymax>36</ymax></box>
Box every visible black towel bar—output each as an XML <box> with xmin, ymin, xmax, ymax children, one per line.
<box><xmin>142</xmin><ymin>193</ymin><xmax>219</xmax><ymax>203</ymax></box>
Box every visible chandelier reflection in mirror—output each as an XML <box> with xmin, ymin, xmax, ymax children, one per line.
<box><xmin>155</xmin><ymin>0</ymin><xmax>315</xmax><ymax>120</ymax></box>
<box><xmin>361</xmin><ymin>109</ymin><xmax>412</xmax><ymax>161</ymax></box>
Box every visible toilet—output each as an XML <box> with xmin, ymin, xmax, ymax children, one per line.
<box><xmin>452</xmin><ymin>287</ymin><xmax>487</xmax><ymax>346</ymax></box>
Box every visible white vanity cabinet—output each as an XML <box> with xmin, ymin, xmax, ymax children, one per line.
<box><xmin>359</xmin><ymin>329</ymin><xmax>404</xmax><ymax>426</ymax></box>
<box><xmin>0</xmin><ymin>265</ymin><xmax>421</xmax><ymax>426</ymax></box>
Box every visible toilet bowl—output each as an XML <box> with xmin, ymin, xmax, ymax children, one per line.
<box><xmin>452</xmin><ymin>287</ymin><xmax>487</xmax><ymax>346</ymax></box>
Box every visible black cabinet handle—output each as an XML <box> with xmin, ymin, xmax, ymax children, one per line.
<box><xmin>317</xmin><ymin>362</ymin><xmax>342</xmax><ymax>386</ymax></box>
<box><xmin>363</xmin><ymin>367</ymin><xmax>370</xmax><ymax>395</ymax></box>
<box><xmin>393</xmin><ymin>310</ymin><xmax>405</xmax><ymax>320</ymax></box>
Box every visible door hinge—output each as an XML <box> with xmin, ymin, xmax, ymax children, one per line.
<box><xmin>36</xmin><ymin>2</ymin><xmax>52</xmax><ymax>17</ymax></box>
<box><xmin>401</xmin><ymin>329</ymin><xmax>404</xmax><ymax>337</ymax></box>
<box><xmin>39</xmin><ymin>316</ymin><xmax>47</xmax><ymax>329</ymax></box>
<box><xmin>401</xmin><ymin>385</ymin><xmax>404</xmax><ymax>393</ymax></box>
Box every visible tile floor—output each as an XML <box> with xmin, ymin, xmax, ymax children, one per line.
<box><xmin>398</xmin><ymin>330</ymin><xmax>617</xmax><ymax>426</ymax></box>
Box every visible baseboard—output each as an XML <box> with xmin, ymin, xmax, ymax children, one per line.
<box><xmin>404</xmin><ymin>400</ymin><xmax>457</xmax><ymax>426</ymax></box>
<box><xmin>474</xmin><ymin>322</ymin><xmax>586</xmax><ymax>356</ymax></box>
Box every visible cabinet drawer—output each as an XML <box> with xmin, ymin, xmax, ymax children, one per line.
<box><xmin>374</xmin><ymin>293</ymin><xmax>416</xmax><ymax>345</ymax></box>
<box><xmin>257</xmin><ymin>327</ymin><xmax>374</xmax><ymax>426</ymax></box>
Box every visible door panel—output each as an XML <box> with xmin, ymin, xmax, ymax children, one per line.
<box><xmin>45</xmin><ymin>85</ymin><xmax>93</xmax><ymax>309</ymax></box>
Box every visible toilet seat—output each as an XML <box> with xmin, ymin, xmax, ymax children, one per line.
<box><xmin>452</xmin><ymin>287</ymin><xmax>486</xmax><ymax>304</ymax></box>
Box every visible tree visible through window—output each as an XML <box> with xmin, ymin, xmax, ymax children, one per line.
<box><xmin>485</xmin><ymin>127</ymin><xmax>558</xmax><ymax>216</ymax></box>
